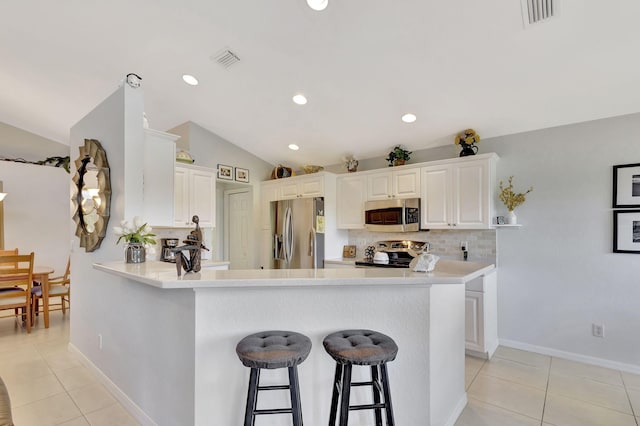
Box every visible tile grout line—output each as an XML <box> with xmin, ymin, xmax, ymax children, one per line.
<box><xmin>620</xmin><ymin>373</ymin><xmax>640</xmax><ymax>426</ymax></box>
<box><xmin>466</xmin><ymin>395</ymin><xmax>544</xmax><ymax>423</ymax></box>
<box><xmin>540</xmin><ymin>356</ymin><xmax>553</xmax><ymax>425</ymax></box>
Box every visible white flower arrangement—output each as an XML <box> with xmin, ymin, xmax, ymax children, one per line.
<box><xmin>113</xmin><ymin>217</ymin><xmax>157</xmax><ymax>253</ymax></box>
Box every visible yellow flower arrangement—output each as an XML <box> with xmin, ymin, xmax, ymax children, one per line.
<box><xmin>499</xmin><ymin>176</ymin><xmax>533</xmax><ymax>212</ymax></box>
<box><xmin>454</xmin><ymin>128</ymin><xmax>480</xmax><ymax>146</ymax></box>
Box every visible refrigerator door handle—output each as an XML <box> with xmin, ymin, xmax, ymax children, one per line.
<box><xmin>273</xmin><ymin>234</ymin><xmax>281</xmax><ymax>260</ymax></box>
<box><xmin>284</xmin><ymin>206</ymin><xmax>293</xmax><ymax>263</ymax></box>
<box><xmin>309</xmin><ymin>228</ymin><xmax>317</xmax><ymax>269</ymax></box>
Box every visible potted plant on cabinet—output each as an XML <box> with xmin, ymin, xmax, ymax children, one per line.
<box><xmin>386</xmin><ymin>145</ymin><xmax>412</xmax><ymax>167</ymax></box>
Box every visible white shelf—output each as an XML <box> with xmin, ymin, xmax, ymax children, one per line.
<box><xmin>492</xmin><ymin>224</ymin><xmax>523</xmax><ymax>228</ymax></box>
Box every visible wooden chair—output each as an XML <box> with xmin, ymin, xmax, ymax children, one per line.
<box><xmin>0</xmin><ymin>248</ymin><xmax>18</xmax><ymax>267</ymax></box>
<box><xmin>0</xmin><ymin>248</ymin><xmax>19</xmax><ymax>314</ymax></box>
<box><xmin>32</xmin><ymin>257</ymin><xmax>70</xmax><ymax>320</ymax></box>
<box><xmin>0</xmin><ymin>252</ymin><xmax>34</xmax><ymax>333</ymax></box>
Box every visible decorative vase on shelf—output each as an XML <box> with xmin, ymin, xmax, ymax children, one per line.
<box><xmin>393</xmin><ymin>159</ymin><xmax>406</xmax><ymax>166</ymax></box>
<box><xmin>505</xmin><ymin>210</ymin><xmax>517</xmax><ymax>225</ymax></box>
<box><xmin>459</xmin><ymin>143</ymin><xmax>478</xmax><ymax>157</ymax></box>
<box><xmin>125</xmin><ymin>243</ymin><xmax>146</xmax><ymax>263</ymax></box>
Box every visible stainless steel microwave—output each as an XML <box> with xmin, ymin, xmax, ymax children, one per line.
<box><xmin>364</xmin><ymin>198</ymin><xmax>420</xmax><ymax>232</ymax></box>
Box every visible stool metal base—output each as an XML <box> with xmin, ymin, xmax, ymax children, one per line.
<box><xmin>328</xmin><ymin>363</ymin><xmax>395</xmax><ymax>426</ymax></box>
<box><xmin>244</xmin><ymin>366</ymin><xmax>303</xmax><ymax>426</ymax></box>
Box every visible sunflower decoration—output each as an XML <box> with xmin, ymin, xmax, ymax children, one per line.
<box><xmin>454</xmin><ymin>128</ymin><xmax>480</xmax><ymax>157</ymax></box>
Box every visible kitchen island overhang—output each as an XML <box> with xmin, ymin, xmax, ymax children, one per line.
<box><xmin>93</xmin><ymin>261</ymin><xmax>495</xmax><ymax>426</ymax></box>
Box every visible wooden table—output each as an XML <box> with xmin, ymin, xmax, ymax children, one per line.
<box><xmin>33</xmin><ymin>266</ymin><xmax>54</xmax><ymax>328</ymax></box>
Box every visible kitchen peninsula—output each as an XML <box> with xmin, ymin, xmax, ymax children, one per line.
<box><xmin>92</xmin><ymin>260</ymin><xmax>495</xmax><ymax>426</ymax></box>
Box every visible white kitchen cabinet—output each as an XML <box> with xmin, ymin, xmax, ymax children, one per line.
<box><xmin>174</xmin><ymin>164</ymin><xmax>216</xmax><ymax>227</ymax></box>
<box><xmin>421</xmin><ymin>155</ymin><xmax>496</xmax><ymax>229</ymax></box>
<box><xmin>279</xmin><ymin>175</ymin><xmax>324</xmax><ymax>199</ymax></box>
<box><xmin>260</xmin><ymin>181</ymin><xmax>279</xmax><ymax>230</ymax></box>
<box><xmin>143</xmin><ymin>129</ymin><xmax>179</xmax><ymax>227</ymax></box>
<box><xmin>366</xmin><ymin>168</ymin><xmax>420</xmax><ymax>200</ymax></box>
<box><xmin>465</xmin><ymin>271</ymin><xmax>498</xmax><ymax>359</ymax></box>
<box><xmin>336</xmin><ymin>174</ymin><xmax>366</xmax><ymax>229</ymax></box>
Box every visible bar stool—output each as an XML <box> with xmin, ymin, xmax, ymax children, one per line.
<box><xmin>236</xmin><ymin>330</ymin><xmax>312</xmax><ymax>426</ymax></box>
<box><xmin>323</xmin><ymin>329</ymin><xmax>398</xmax><ymax>426</ymax></box>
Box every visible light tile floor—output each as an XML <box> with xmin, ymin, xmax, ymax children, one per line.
<box><xmin>2</xmin><ymin>312</ymin><xmax>640</xmax><ymax>426</ymax></box>
<box><xmin>458</xmin><ymin>346</ymin><xmax>640</xmax><ymax>426</ymax></box>
<box><xmin>0</xmin><ymin>312</ymin><xmax>139</xmax><ymax>426</ymax></box>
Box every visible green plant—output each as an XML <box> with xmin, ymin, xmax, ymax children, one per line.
<box><xmin>499</xmin><ymin>176</ymin><xmax>533</xmax><ymax>211</ymax></box>
<box><xmin>113</xmin><ymin>217</ymin><xmax>157</xmax><ymax>245</ymax></box>
<box><xmin>386</xmin><ymin>145</ymin><xmax>412</xmax><ymax>166</ymax></box>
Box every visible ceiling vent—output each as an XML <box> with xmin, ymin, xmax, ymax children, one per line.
<box><xmin>213</xmin><ymin>49</ymin><xmax>241</xmax><ymax>69</ymax></box>
<box><xmin>521</xmin><ymin>0</ymin><xmax>558</xmax><ymax>28</ymax></box>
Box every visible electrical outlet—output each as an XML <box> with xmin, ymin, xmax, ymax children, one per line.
<box><xmin>98</xmin><ymin>334</ymin><xmax>103</xmax><ymax>350</ymax></box>
<box><xmin>592</xmin><ymin>324</ymin><xmax>604</xmax><ymax>338</ymax></box>
<box><xmin>460</xmin><ymin>241</ymin><xmax>468</xmax><ymax>251</ymax></box>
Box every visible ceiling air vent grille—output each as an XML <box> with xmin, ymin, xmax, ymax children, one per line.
<box><xmin>521</xmin><ymin>0</ymin><xmax>558</xmax><ymax>27</ymax></box>
<box><xmin>213</xmin><ymin>49</ymin><xmax>240</xmax><ymax>68</ymax></box>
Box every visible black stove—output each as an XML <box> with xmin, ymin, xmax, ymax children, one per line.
<box><xmin>355</xmin><ymin>258</ymin><xmax>412</xmax><ymax>268</ymax></box>
<box><xmin>355</xmin><ymin>240</ymin><xmax>429</xmax><ymax>268</ymax></box>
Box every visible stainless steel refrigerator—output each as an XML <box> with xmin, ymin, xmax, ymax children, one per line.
<box><xmin>272</xmin><ymin>197</ymin><xmax>325</xmax><ymax>269</ymax></box>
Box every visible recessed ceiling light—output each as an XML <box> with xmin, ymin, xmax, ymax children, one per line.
<box><xmin>288</xmin><ymin>144</ymin><xmax>300</xmax><ymax>151</ymax></box>
<box><xmin>402</xmin><ymin>113</ymin><xmax>417</xmax><ymax>123</ymax></box>
<box><xmin>307</xmin><ymin>0</ymin><xmax>328</xmax><ymax>11</ymax></box>
<box><xmin>182</xmin><ymin>74</ymin><xmax>199</xmax><ymax>86</ymax></box>
<box><xmin>292</xmin><ymin>94</ymin><xmax>308</xmax><ymax>105</ymax></box>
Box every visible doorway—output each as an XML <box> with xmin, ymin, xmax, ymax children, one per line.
<box><xmin>224</xmin><ymin>188</ymin><xmax>251</xmax><ymax>269</ymax></box>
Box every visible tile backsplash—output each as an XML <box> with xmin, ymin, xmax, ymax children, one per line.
<box><xmin>348</xmin><ymin>229</ymin><xmax>496</xmax><ymax>261</ymax></box>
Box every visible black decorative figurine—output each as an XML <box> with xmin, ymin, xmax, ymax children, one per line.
<box><xmin>174</xmin><ymin>215</ymin><xmax>209</xmax><ymax>276</ymax></box>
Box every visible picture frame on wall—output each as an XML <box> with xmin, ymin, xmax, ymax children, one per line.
<box><xmin>235</xmin><ymin>167</ymin><xmax>250</xmax><ymax>183</ymax></box>
<box><xmin>612</xmin><ymin>163</ymin><xmax>640</xmax><ymax>207</ymax></box>
<box><xmin>218</xmin><ymin>164</ymin><xmax>233</xmax><ymax>180</ymax></box>
<box><xmin>613</xmin><ymin>210</ymin><xmax>640</xmax><ymax>253</ymax></box>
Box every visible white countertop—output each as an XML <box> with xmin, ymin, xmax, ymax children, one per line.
<box><xmin>93</xmin><ymin>259</ymin><xmax>495</xmax><ymax>290</ymax></box>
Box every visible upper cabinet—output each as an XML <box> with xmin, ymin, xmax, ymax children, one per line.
<box><xmin>336</xmin><ymin>174</ymin><xmax>367</xmax><ymax>229</ymax></box>
<box><xmin>143</xmin><ymin>129</ymin><xmax>179</xmax><ymax>227</ymax></box>
<box><xmin>174</xmin><ymin>164</ymin><xmax>216</xmax><ymax>227</ymax></box>
<box><xmin>279</xmin><ymin>175</ymin><xmax>324</xmax><ymax>199</ymax></box>
<box><xmin>366</xmin><ymin>168</ymin><xmax>421</xmax><ymax>201</ymax></box>
<box><xmin>421</xmin><ymin>154</ymin><xmax>497</xmax><ymax>229</ymax></box>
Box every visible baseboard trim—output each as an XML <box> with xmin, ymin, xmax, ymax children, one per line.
<box><xmin>443</xmin><ymin>393</ymin><xmax>468</xmax><ymax>426</ymax></box>
<box><xmin>499</xmin><ymin>339</ymin><xmax>640</xmax><ymax>375</ymax></box>
<box><xmin>68</xmin><ymin>343</ymin><xmax>157</xmax><ymax>426</ymax></box>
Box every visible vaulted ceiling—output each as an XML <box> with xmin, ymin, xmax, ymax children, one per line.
<box><xmin>1</xmin><ymin>1</ymin><xmax>639</xmax><ymax>168</ymax></box>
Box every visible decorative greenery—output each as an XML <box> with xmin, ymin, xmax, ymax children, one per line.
<box><xmin>342</xmin><ymin>155</ymin><xmax>359</xmax><ymax>172</ymax></box>
<box><xmin>454</xmin><ymin>129</ymin><xmax>480</xmax><ymax>147</ymax></box>
<box><xmin>113</xmin><ymin>217</ymin><xmax>157</xmax><ymax>245</ymax></box>
<box><xmin>1</xmin><ymin>155</ymin><xmax>70</xmax><ymax>173</ymax></box>
<box><xmin>385</xmin><ymin>145</ymin><xmax>412</xmax><ymax>166</ymax></box>
<box><xmin>499</xmin><ymin>176</ymin><xmax>533</xmax><ymax>211</ymax></box>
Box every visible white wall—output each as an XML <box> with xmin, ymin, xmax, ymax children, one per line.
<box><xmin>0</xmin><ymin>161</ymin><xmax>69</xmax><ymax>271</ymax></box>
<box><xmin>484</xmin><ymin>113</ymin><xmax>640</xmax><ymax>370</ymax></box>
<box><xmin>70</xmin><ymin>85</ymin><xmax>195</xmax><ymax>425</ymax></box>
<box><xmin>0</xmin><ymin>121</ymin><xmax>68</xmax><ymax>161</ymax></box>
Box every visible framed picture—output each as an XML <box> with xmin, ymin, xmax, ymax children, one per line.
<box><xmin>342</xmin><ymin>245</ymin><xmax>356</xmax><ymax>258</ymax></box>
<box><xmin>613</xmin><ymin>210</ymin><xmax>640</xmax><ymax>253</ymax></box>
<box><xmin>613</xmin><ymin>163</ymin><xmax>640</xmax><ymax>207</ymax></box>
<box><xmin>217</xmin><ymin>164</ymin><xmax>233</xmax><ymax>180</ymax></box>
<box><xmin>235</xmin><ymin>167</ymin><xmax>250</xmax><ymax>183</ymax></box>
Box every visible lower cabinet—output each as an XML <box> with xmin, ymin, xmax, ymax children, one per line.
<box><xmin>465</xmin><ymin>271</ymin><xmax>498</xmax><ymax>359</ymax></box>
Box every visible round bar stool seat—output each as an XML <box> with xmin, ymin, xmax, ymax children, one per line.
<box><xmin>323</xmin><ymin>329</ymin><xmax>398</xmax><ymax>426</ymax></box>
<box><xmin>236</xmin><ymin>331</ymin><xmax>311</xmax><ymax>426</ymax></box>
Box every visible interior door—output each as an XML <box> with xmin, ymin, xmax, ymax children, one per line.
<box><xmin>228</xmin><ymin>190</ymin><xmax>251</xmax><ymax>269</ymax></box>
